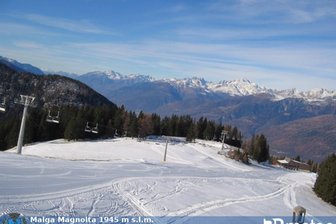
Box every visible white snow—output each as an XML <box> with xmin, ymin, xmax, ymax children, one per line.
<box><xmin>1</xmin><ymin>138</ymin><xmax>335</xmax><ymax>220</ymax></box>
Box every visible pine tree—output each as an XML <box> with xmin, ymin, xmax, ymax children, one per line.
<box><xmin>169</xmin><ymin>115</ymin><xmax>179</xmax><ymax>136</ymax></box>
<box><xmin>314</xmin><ymin>154</ymin><xmax>336</xmax><ymax>206</ymax></box>
<box><xmin>64</xmin><ymin>117</ymin><xmax>77</xmax><ymax>140</ymax></box>
<box><xmin>186</xmin><ymin>123</ymin><xmax>196</xmax><ymax>142</ymax></box>
<box><xmin>257</xmin><ymin>134</ymin><xmax>270</xmax><ymax>163</ymax></box>
<box><xmin>128</xmin><ymin>112</ymin><xmax>139</xmax><ymax>137</ymax></box>
<box><xmin>204</xmin><ymin>121</ymin><xmax>215</xmax><ymax>140</ymax></box>
<box><xmin>311</xmin><ymin>162</ymin><xmax>319</xmax><ymax>173</ymax></box>
<box><xmin>196</xmin><ymin>117</ymin><xmax>207</xmax><ymax>139</ymax></box>
<box><xmin>160</xmin><ymin>117</ymin><xmax>170</xmax><ymax>136</ymax></box>
<box><xmin>105</xmin><ymin>119</ymin><xmax>115</xmax><ymax>138</ymax></box>
<box><xmin>249</xmin><ymin>134</ymin><xmax>270</xmax><ymax>163</ymax></box>
<box><xmin>138</xmin><ymin>113</ymin><xmax>153</xmax><ymax>138</ymax></box>
<box><xmin>4</xmin><ymin>116</ymin><xmax>20</xmax><ymax>149</ymax></box>
<box><xmin>151</xmin><ymin>114</ymin><xmax>161</xmax><ymax>135</ymax></box>
<box><xmin>214</xmin><ymin>124</ymin><xmax>224</xmax><ymax>141</ymax></box>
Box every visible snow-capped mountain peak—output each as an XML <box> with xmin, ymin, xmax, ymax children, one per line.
<box><xmin>83</xmin><ymin>70</ymin><xmax>125</xmax><ymax>79</ymax></box>
<box><xmin>104</xmin><ymin>70</ymin><xmax>124</xmax><ymax>79</ymax></box>
<box><xmin>306</xmin><ymin>88</ymin><xmax>331</xmax><ymax>98</ymax></box>
<box><xmin>82</xmin><ymin>70</ymin><xmax>155</xmax><ymax>82</ymax></box>
<box><xmin>128</xmin><ymin>74</ymin><xmax>156</xmax><ymax>82</ymax></box>
<box><xmin>168</xmin><ymin>77</ymin><xmax>208</xmax><ymax>88</ymax></box>
<box><xmin>273</xmin><ymin>88</ymin><xmax>336</xmax><ymax>101</ymax></box>
<box><xmin>208</xmin><ymin>78</ymin><xmax>267</xmax><ymax>96</ymax></box>
<box><xmin>301</xmin><ymin>88</ymin><xmax>336</xmax><ymax>101</ymax></box>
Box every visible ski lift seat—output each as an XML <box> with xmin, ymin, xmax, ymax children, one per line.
<box><xmin>0</xmin><ymin>97</ymin><xmax>6</xmax><ymax>112</ymax></box>
<box><xmin>84</xmin><ymin>122</ymin><xmax>99</xmax><ymax>134</ymax></box>
<box><xmin>46</xmin><ymin>110</ymin><xmax>60</xmax><ymax>124</ymax></box>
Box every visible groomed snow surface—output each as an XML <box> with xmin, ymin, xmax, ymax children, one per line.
<box><xmin>1</xmin><ymin>137</ymin><xmax>335</xmax><ymax>221</ymax></box>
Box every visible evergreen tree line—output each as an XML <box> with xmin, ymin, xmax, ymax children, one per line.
<box><xmin>314</xmin><ymin>154</ymin><xmax>336</xmax><ymax>206</ymax></box>
<box><xmin>242</xmin><ymin>134</ymin><xmax>270</xmax><ymax>163</ymax></box>
<box><xmin>0</xmin><ymin>104</ymin><xmax>244</xmax><ymax>151</ymax></box>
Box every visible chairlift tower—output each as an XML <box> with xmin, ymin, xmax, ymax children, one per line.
<box><xmin>221</xmin><ymin>129</ymin><xmax>228</xmax><ymax>151</ymax></box>
<box><xmin>17</xmin><ymin>95</ymin><xmax>35</xmax><ymax>154</ymax></box>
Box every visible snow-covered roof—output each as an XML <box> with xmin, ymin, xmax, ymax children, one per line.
<box><xmin>277</xmin><ymin>159</ymin><xmax>289</xmax><ymax>164</ymax></box>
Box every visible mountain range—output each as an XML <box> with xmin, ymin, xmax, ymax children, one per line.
<box><xmin>62</xmin><ymin>70</ymin><xmax>336</xmax><ymax>102</ymax></box>
<box><xmin>1</xmin><ymin>56</ymin><xmax>335</xmax><ymax>161</ymax></box>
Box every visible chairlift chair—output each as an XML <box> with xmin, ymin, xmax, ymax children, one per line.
<box><xmin>46</xmin><ymin>110</ymin><xmax>60</xmax><ymax>123</ymax></box>
<box><xmin>91</xmin><ymin>123</ymin><xmax>99</xmax><ymax>134</ymax></box>
<box><xmin>0</xmin><ymin>97</ymin><xmax>6</xmax><ymax>112</ymax></box>
<box><xmin>84</xmin><ymin>122</ymin><xmax>92</xmax><ymax>133</ymax></box>
<box><xmin>84</xmin><ymin>122</ymin><xmax>99</xmax><ymax>134</ymax></box>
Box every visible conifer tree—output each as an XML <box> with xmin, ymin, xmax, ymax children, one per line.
<box><xmin>160</xmin><ymin>117</ymin><xmax>170</xmax><ymax>136</ymax></box>
<box><xmin>314</xmin><ymin>154</ymin><xmax>336</xmax><ymax>206</ymax></box>
<box><xmin>138</xmin><ymin>113</ymin><xmax>153</xmax><ymax>137</ymax></box>
<box><xmin>204</xmin><ymin>121</ymin><xmax>215</xmax><ymax>140</ymax></box>
<box><xmin>249</xmin><ymin>134</ymin><xmax>270</xmax><ymax>163</ymax></box>
<box><xmin>186</xmin><ymin>123</ymin><xmax>196</xmax><ymax>142</ymax></box>
<box><xmin>151</xmin><ymin>114</ymin><xmax>161</xmax><ymax>135</ymax></box>
<box><xmin>64</xmin><ymin>117</ymin><xmax>77</xmax><ymax>140</ymax></box>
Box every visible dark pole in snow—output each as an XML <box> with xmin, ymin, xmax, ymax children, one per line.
<box><xmin>221</xmin><ymin>130</ymin><xmax>228</xmax><ymax>151</ymax></box>
<box><xmin>163</xmin><ymin>138</ymin><xmax>169</xmax><ymax>162</ymax></box>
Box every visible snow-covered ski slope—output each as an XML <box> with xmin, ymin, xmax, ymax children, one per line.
<box><xmin>1</xmin><ymin>138</ymin><xmax>335</xmax><ymax>219</ymax></box>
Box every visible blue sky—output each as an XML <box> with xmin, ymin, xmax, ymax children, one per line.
<box><xmin>0</xmin><ymin>0</ymin><xmax>335</xmax><ymax>90</ymax></box>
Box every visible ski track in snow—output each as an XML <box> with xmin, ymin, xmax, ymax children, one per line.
<box><xmin>6</xmin><ymin>187</ymin><xmax>138</xmax><ymax>216</ymax></box>
<box><xmin>189</xmin><ymin>144</ymin><xmax>251</xmax><ymax>172</ymax></box>
<box><xmin>0</xmin><ymin>179</ymin><xmax>140</xmax><ymax>216</ymax></box>
<box><xmin>113</xmin><ymin>176</ymin><xmax>288</xmax><ymax>218</ymax></box>
<box><xmin>0</xmin><ymin>173</ymin><xmax>334</xmax><ymax>218</ymax></box>
<box><xmin>1</xmin><ymin>174</ymin><xmax>291</xmax><ymax>217</ymax></box>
